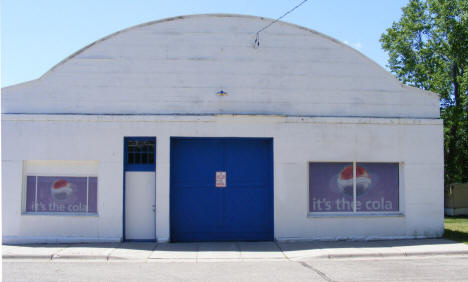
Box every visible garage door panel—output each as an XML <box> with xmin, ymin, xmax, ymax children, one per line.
<box><xmin>174</xmin><ymin>231</ymin><xmax>271</xmax><ymax>242</ymax></box>
<box><xmin>171</xmin><ymin>139</ymin><xmax>220</xmax><ymax>184</ymax></box>
<box><xmin>225</xmin><ymin>140</ymin><xmax>269</xmax><ymax>183</ymax></box>
<box><xmin>170</xmin><ymin>138</ymin><xmax>273</xmax><ymax>242</ymax></box>
<box><xmin>223</xmin><ymin>188</ymin><xmax>270</xmax><ymax>231</ymax></box>
<box><xmin>227</xmin><ymin>183</ymin><xmax>266</xmax><ymax>189</ymax></box>
<box><xmin>171</xmin><ymin>189</ymin><xmax>220</xmax><ymax>231</ymax></box>
<box><xmin>172</xmin><ymin>183</ymin><xmax>214</xmax><ymax>188</ymax></box>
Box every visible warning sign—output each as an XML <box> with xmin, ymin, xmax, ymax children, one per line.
<box><xmin>216</xmin><ymin>171</ymin><xmax>226</xmax><ymax>188</ymax></box>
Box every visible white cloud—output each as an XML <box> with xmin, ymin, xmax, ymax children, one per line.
<box><xmin>343</xmin><ymin>40</ymin><xmax>363</xmax><ymax>50</ymax></box>
<box><xmin>353</xmin><ymin>42</ymin><xmax>363</xmax><ymax>50</ymax></box>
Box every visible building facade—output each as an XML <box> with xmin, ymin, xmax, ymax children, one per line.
<box><xmin>2</xmin><ymin>14</ymin><xmax>443</xmax><ymax>243</ymax></box>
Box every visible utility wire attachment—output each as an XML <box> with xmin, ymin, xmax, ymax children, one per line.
<box><xmin>254</xmin><ymin>32</ymin><xmax>260</xmax><ymax>48</ymax></box>
<box><xmin>253</xmin><ymin>0</ymin><xmax>309</xmax><ymax>48</ymax></box>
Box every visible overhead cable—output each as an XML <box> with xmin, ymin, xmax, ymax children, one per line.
<box><xmin>254</xmin><ymin>0</ymin><xmax>309</xmax><ymax>48</ymax></box>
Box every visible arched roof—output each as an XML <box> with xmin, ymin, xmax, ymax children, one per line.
<box><xmin>2</xmin><ymin>14</ymin><xmax>439</xmax><ymax>118</ymax></box>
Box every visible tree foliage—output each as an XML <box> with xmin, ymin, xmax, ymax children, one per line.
<box><xmin>380</xmin><ymin>0</ymin><xmax>468</xmax><ymax>185</ymax></box>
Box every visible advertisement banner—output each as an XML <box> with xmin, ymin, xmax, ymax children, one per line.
<box><xmin>25</xmin><ymin>176</ymin><xmax>97</xmax><ymax>214</ymax></box>
<box><xmin>309</xmin><ymin>163</ymin><xmax>398</xmax><ymax>213</ymax></box>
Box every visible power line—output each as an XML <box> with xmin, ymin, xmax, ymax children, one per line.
<box><xmin>254</xmin><ymin>0</ymin><xmax>309</xmax><ymax>48</ymax></box>
<box><xmin>256</xmin><ymin>0</ymin><xmax>309</xmax><ymax>34</ymax></box>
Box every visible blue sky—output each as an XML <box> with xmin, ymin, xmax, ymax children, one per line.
<box><xmin>1</xmin><ymin>0</ymin><xmax>409</xmax><ymax>87</ymax></box>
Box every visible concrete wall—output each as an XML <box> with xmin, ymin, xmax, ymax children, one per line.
<box><xmin>2</xmin><ymin>14</ymin><xmax>439</xmax><ymax>118</ymax></box>
<box><xmin>2</xmin><ymin>114</ymin><xmax>444</xmax><ymax>243</ymax></box>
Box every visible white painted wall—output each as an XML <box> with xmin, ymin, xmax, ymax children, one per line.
<box><xmin>1</xmin><ymin>14</ymin><xmax>443</xmax><ymax>242</ymax></box>
<box><xmin>2</xmin><ymin>115</ymin><xmax>444</xmax><ymax>242</ymax></box>
<box><xmin>2</xmin><ymin>14</ymin><xmax>439</xmax><ymax>118</ymax></box>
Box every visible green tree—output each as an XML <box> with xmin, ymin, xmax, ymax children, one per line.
<box><xmin>380</xmin><ymin>0</ymin><xmax>468</xmax><ymax>185</ymax></box>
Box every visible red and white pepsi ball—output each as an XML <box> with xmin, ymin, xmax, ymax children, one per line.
<box><xmin>337</xmin><ymin>166</ymin><xmax>372</xmax><ymax>197</ymax></box>
<box><xmin>51</xmin><ymin>179</ymin><xmax>73</xmax><ymax>201</ymax></box>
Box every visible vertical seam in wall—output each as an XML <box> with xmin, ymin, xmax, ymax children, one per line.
<box><xmin>353</xmin><ymin>162</ymin><xmax>356</xmax><ymax>213</ymax></box>
<box><xmin>35</xmin><ymin>176</ymin><xmax>38</xmax><ymax>212</ymax></box>
<box><xmin>86</xmin><ymin>177</ymin><xmax>89</xmax><ymax>213</ymax></box>
<box><xmin>154</xmin><ymin>137</ymin><xmax>157</xmax><ymax>241</ymax></box>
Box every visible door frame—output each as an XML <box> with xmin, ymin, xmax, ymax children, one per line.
<box><xmin>169</xmin><ymin>137</ymin><xmax>274</xmax><ymax>242</ymax></box>
<box><xmin>123</xmin><ymin>136</ymin><xmax>157</xmax><ymax>242</ymax></box>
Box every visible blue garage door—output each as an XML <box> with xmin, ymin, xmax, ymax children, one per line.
<box><xmin>170</xmin><ymin>138</ymin><xmax>273</xmax><ymax>242</ymax></box>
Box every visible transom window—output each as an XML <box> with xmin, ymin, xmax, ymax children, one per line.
<box><xmin>125</xmin><ymin>137</ymin><xmax>156</xmax><ymax>171</ymax></box>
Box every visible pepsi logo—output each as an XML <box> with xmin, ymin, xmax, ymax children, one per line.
<box><xmin>51</xmin><ymin>179</ymin><xmax>73</xmax><ymax>201</ymax></box>
<box><xmin>337</xmin><ymin>165</ymin><xmax>372</xmax><ymax>197</ymax></box>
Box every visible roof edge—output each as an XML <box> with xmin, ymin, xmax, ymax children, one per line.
<box><xmin>35</xmin><ymin>14</ymin><xmax>387</xmax><ymax>82</ymax></box>
<box><xmin>2</xmin><ymin>13</ymin><xmax>443</xmax><ymax>101</ymax></box>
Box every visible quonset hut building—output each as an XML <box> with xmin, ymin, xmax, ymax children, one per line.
<box><xmin>2</xmin><ymin>14</ymin><xmax>443</xmax><ymax>243</ymax></box>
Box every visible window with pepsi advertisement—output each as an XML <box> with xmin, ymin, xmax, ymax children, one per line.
<box><xmin>309</xmin><ymin>162</ymin><xmax>399</xmax><ymax>214</ymax></box>
<box><xmin>25</xmin><ymin>176</ymin><xmax>97</xmax><ymax>214</ymax></box>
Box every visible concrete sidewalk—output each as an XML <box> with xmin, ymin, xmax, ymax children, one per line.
<box><xmin>3</xmin><ymin>239</ymin><xmax>468</xmax><ymax>262</ymax></box>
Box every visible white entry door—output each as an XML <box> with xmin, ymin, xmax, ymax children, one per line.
<box><xmin>125</xmin><ymin>171</ymin><xmax>155</xmax><ymax>240</ymax></box>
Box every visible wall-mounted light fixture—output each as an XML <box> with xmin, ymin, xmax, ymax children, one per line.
<box><xmin>216</xmin><ymin>90</ymin><xmax>228</xmax><ymax>96</ymax></box>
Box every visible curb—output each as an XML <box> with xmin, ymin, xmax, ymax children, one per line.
<box><xmin>4</xmin><ymin>251</ymin><xmax>468</xmax><ymax>261</ymax></box>
<box><xmin>2</xmin><ymin>254</ymin><xmax>110</xmax><ymax>261</ymax></box>
<box><xmin>303</xmin><ymin>250</ymin><xmax>468</xmax><ymax>259</ymax></box>
<box><xmin>2</xmin><ymin>254</ymin><xmax>54</xmax><ymax>260</ymax></box>
<box><xmin>51</xmin><ymin>255</ymin><xmax>110</xmax><ymax>261</ymax></box>
<box><xmin>404</xmin><ymin>250</ymin><xmax>468</xmax><ymax>257</ymax></box>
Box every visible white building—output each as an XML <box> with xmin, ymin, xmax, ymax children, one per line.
<box><xmin>2</xmin><ymin>14</ymin><xmax>444</xmax><ymax>243</ymax></box>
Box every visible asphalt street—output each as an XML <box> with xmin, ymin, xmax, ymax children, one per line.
<box><xmin>3</xmin><ymin>256</ymin><xmax>468</xmax><ymax>282</ymax></box>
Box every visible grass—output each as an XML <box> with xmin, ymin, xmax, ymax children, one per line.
<box><xmin>444</xmin><ymin>216</ymin><xmax>468</xmax><ymax>244</ymax></box>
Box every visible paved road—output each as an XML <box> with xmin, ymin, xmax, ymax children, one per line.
<box><xmin>4</xmin><ymin>256</ymin><xmax>468</xmax><ymax>281</ymax></box>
